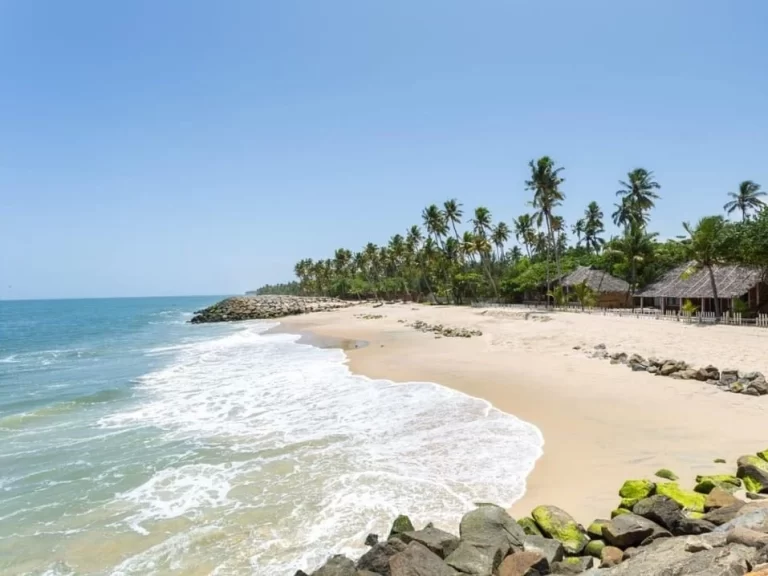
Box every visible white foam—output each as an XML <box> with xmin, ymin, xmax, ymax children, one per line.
<box><xmin>101</xmin><ymin>322</ymin><xmax>543</xmax><ymax>574</ymax></box>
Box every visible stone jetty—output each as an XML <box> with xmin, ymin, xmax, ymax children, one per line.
<box><xmin>190</xmin><ymin>295</ymin><xmax>356</xmax><ymax>323</ymax></box>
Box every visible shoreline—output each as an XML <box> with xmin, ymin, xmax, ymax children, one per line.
<box><xmin>278</xmin><ymin>302</ymin><xmax>768</xmax><ymax>525</ymax></box>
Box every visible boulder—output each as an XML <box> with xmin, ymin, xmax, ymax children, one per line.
<box><xmin>517</xmin><ymin>517</ymin><xmax>543</xmax><ymax>537</ymax></box>
<box><xmin>602</xmin><ymin>513</ymin><xmax>670</xmax><ymax>549</ymax></box>
<box><xmin>646</xmin><ymin>366</ymin><xmax>658</xmax><ymax>374</ymax></box>
<box><xmin>738</xmin><ymin>456</ymin><xmax>768</xmax><ymax>493</ymax></box>
<box><xmin>730</xmin><ymin>381</ymin><xmax>746</xmax><ymax>394</ymax></box>
<box><xmin>551</xmin><ymin>556</ymin><xmax>594</xmax><ymax>574</ymax></box>
<box><xmin>444</xmin><ymin>542</ymin><xmax>500</xmax><ymax>576</ymax></box>
<box><xmin>531</xmin><ymin>505</ymin><xmax>589</xmax><ymax>555</ymax></box>
<box><xmin>760</xmin><ymin>450</ymin><xmax>768</xmax><ymax>463</ymax></box>
<box><xmin>311</xmin><ymin>555</ymin><xmax>357</xmax><ymax>576</ymax></box>
<box><xmin>695</xmin><ymin>475</ymin><xmax>742</xmax><ymax>494</ymax></box>
<box><xmin>679</xmin><ymin>368</ymin><xmax>699</xmax><ymax>380</ymax></box>
<box><xmin>705</xmin><ymin>487</ymin><xmax>742</xmax><ymax>511</ymax></box>
<box><xmin>600</xmin><ymin>546</ymin><xmax>623</xmax><ymax>568</ymax></box>
<box><xmin>585</xmin><ymin>539</ymin><xmax>606</xmax><ymax>558</ymax></box>
<box><xmin>747</xmin><ymin>378</ymin><xmax>768</xmax><ymax>396</ymax></box>
<box><xmin>497</xmin><ymin>551</ymin><xmax>548</xmax><ymax>576</ymax></box>
<box><xmin>726</xmin><ymin>526</ymin><xmax>768</xmax><ymax>548</ymax></box>
<box><xmin>619</xmin><ymin>480</ymin><xmax>656</xmax><ymax>500</ymax></box>
<box><xmin>714</xmin><ymin>503</ymin><xmax>768</xmax><ymax>533</ymax></box>
<box><xmin>587</xmin><ymin>519</ymin><xmax>610</xmax><ymax>540</ymax></box>
<box><xmin>458</xmin><ymin>505</ymin><xmax>525</xmax><ymax>556</ymax></box>
<box><xmin>611</xmin><ymin>508</ymin><xmax>631</xmax><ymax>518</ymax></box>
<box><xmin>389</xmin><ymin>515</ymin><xmax>415</xmax><ymax>538</ymax></box>
<box><xmin>704</xmin><ymin>502</ymin><xmax>747</xmax><ymax>526</ymax></box>
<box><xmin>683</xmin><ymin>532</ymin><xmax>728</xmax><ymax>552</ymax></box>
<box><xmin>390</xmin><ymin>542</ymin><xmax>458</xmax><ymax>576</ymax></box>
<box><xmin>400</xmin><ymin>527</ymin><xmax>459</xmax><ymax>559</ymax></box>
<box><xmin>365</xmin><ymin>534</ymin><xmax>379</xmax><ymax>547</ymax></box>
<box><xmin>659</xmin><ymin>363</ymin><xmax>679</xmax><ymax>376</ymax></box>
<box><xmin>357</xmin><ymin>539</ymin><xmax>407</xmax><ymax>575</ymax></box>
<box><xmin>655</xmin><ymin>469</ymin><xmax>679</xmax><ymax>481</ymax></box>
<box><xmin>655</xmin><ymin>482</ymin><xmax>707</xmax><ymax>513</ymax></box>
<box><xmin>696</xmin><ymin>365</ymin><xmax>720</xmax><ymax>381</ymax></box>
<box><xmin>632</xmin><ymin>495</ymin><xmax>682</xmax><ymax>531</ymax></box>
<box><xmin>721</xmin><ymin>369</ymin><xmax>740</xmax><ymax>384</ymax></box>
<box><xmin>523</xmin><ymin>534</ymin><xmax>565</xmax><ymax>566</ymax></box>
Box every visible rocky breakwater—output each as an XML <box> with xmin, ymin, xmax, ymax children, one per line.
<box><xmin>300</xmin><ymin>449</ymin><xmax>768</xmax><ymax>575</ymax></box>
<box><xmin>190</xmin><ymin>295</ymin><xmax>355</xmax><ymax>323</ymax></box>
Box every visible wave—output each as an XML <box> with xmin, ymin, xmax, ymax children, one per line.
<box><xmin>0</xmin><ymin>388</ymin><xmax>129</xmax><ymax>430</ymax></box>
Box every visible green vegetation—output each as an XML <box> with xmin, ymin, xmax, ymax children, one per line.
<box><xmin>254</xmin><ymin>161</ymin><xmax>767</xmax><ymax>304</ymax></box>
<box><xmin>655</xmin><ymin>469</ymin><xmax>678</xmax><ymax>481</ymax></box>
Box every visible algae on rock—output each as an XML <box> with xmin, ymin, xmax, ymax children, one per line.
<box><xmin>618</xmin><ymin>479</ymin><xmax>656</xmax><ymax>500</ymax></box>
<box><xmin>531</xmin><ymin>505</ymin><xmax>589</xmax><ymax>555</ymax></box>
<box><xmin>655</xmin><ymin>482</ymin><xmax>707</xmax><ymax>513</ymax></box>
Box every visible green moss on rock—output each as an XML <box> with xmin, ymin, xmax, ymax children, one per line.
<box><xmin>618</xmin><ymin>479</ymin><xmax>656</xmax><ymax>500</ymax></box>
<box><xmin>517</xmin><ymin>517</ymin><xmax>543</xmax><ymax>536</ymax></box>
<box><xmin>743</xmin><ymin>475</ymin><xmax>763</xmax><ymax>493</ymax></box>
<box><xmin>714</xmin><ymin>458</ymin><xmax>726</xmax><ymax>463</ymax></box>
<box><xmin>389</xmin><ymin>514</ymin><xmax>414</xmax><ymax>537</ymax></box>
<box><xmin>587</xmin><ymin>519</ymin><xmax>609</xmax><ymax>540</ymax></box>
<box><xmin>611</xmin><ymin>508</ymin><xmax>631</xmax><ymax>518</ymax></box>
<box><xmin>655</xmin><ymin>482</ymin><xmax>707</xmax><ymax>513</ymax></box>
<box><xmin>585</xmin><ymin>540</ymin><xmax>606</xmax><ymax>558</ymax></box>
<box><xmin>758</xmin><ymin>449</ymin><xmax>768</xmax><ymax>462</ymax></box>
<box><xmin>620</xmin><ymin>497</ymin><xmax>640</xmax><ymax>509</ymax></box>
<box><xmin>531</xmin><ymin>505</ymin><xmax>589</xmax><ymax>555</ymax></box>
<box><xmin>685</xmin><ymin>511</ymin><xmax>705</xmax><ymax>520</ymax></box>
<box><xmin>693</xmin><ymin>474</ymin><xmax>741</xmax><ymax>494</ymax></box>
<box><xmin>655</xmin><ymin>469</ymin><xmax>678</xmax><ymax>481</ymax></box>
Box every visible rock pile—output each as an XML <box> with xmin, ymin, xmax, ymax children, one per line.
<box><xmin>585</xmin><ymin>345</ymin><xmax>768</xmax><ymax>397</ymax></box>
<box><xmin>190</xmin><ymin>296</ymin><xmax>355</xmax><ymax>323</ymax></box>
<box><xmin>356</xmin><ymin>314</ymin><xmax>385</xmax><ymax>320</ymax></box>
<box><xmin>406</xmin><ymin>320</ymin><xmax>483</xmax><ymax>339</ymax></box>
<box><xmin>299</xmin><ymin>449</ymin><xmax>768</xmax><ymax>575</ymax></box>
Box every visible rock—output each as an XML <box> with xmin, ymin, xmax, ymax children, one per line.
<box><xmin>655</xmin><ymin>469</ymin><xmax>679</xmax><ymax>481</ymax></box>
<box><xmin>684</xmin><ymin>532</ymin><xmax>729</xmax><ymax>552</ymax></box>
<box><xmin>726</xmin><ymin>526</ymin><xmax>768</xmax><ymax>548</ymax></box>
<box><xmin>459</xmin><ymin>505</ymin><xmax>525</xmax><ymax>556</ymax></box>
<box><xmin>517</xmin><ymin>517</ymin><xmax>543</xmax><ymax>537</ymax></box>
<box><xmin>679</xmin><ymin>368</ymin><xmax>699</xmax><ymax>380</ymax></box>
<box><xmin>551</xmin><ymin>556</ymin><xmax>594</xmax><ymax>574</ymax></box>
<box><xmin>390</xmin><ymin>542</ymin><xmax>458</xmax><ymax>576</ymax></box>
<box><xmin>602</xmin><ymin>513</ymin><xmax>670</xmax><ymax>549</ymax></box>
<box><xmin>497</xmin><ymin>551</ymin><xmax>548</xmax><ymax>576</ymax></box>
<box><xmin>619</xmin><ymin>480</ymin><xmax>656</xmax><ymax>501</ymax></box>
<box><xmin>730</xmin><ymin>381</ymin><xmax>746</xmax><ymax>394</ymax></box>
<box><xmin>587</xmin><ymin>519</ymin><xmax>610</xmax><ymax>540</ymax></box>
<box><xmin>620</xmin><ymin>498</ymin><xmax>641</xmax><ymax>510</ymax></box>
<box><xmin>740</xmin><ymin>371</ymin><xmax>762</xmax><ymax>381</ymax></box>
<box><xmin>747</xmin><ymin>378</ymin><xmax>768</xmax><ymax>396</ymax></box>
<box><xmin>759</xmin><ymin>450</ymin><xmax>768</xmax><ymax>463</ymax></box>
<box><xmin>357</xmin><ymin>572</ymin><xmax>381</xmax><ymax>576</ymax></box>
<box><xmin>628</xmin><ymin>353</ymin><xmax>646</xmax><ymax>365</ymax></box>
<box><xmin>715</xmin><ymin>503</ymin><xmax>768</xmax><ymax>533</ymax></box>
<box><xmin>585</xmin><ymin>539</ymin><xmax>606</xmax><ymax>557</ymax></box>
<box><xmin>696</xmin><ymin>365</ymin><xmax>720</xmax><ymax>381</ymax></box>
<box><xmin>600</xmin><ymin>546</ymin><xmax>623</xmax><ymax>568</ymax></box>
<box><xmin>357</xmin><ymin>539</ymin><xmax>407</xmax><ymax>575</ymax></box>
<box><xmin>365</xmin><ymin>534</ymin><xmax>379</xmax><ymax>547</ymax></box>
<box><xmin>444</xmin><ymin>541</ymin><xmax>499</xmax><ymax>575</ymax></box>
<box><xmin>738</xmin><ymin>455</ymin><xmax>768</xmax><ymax>493</ymax></box>
<box><xmin>311</xmin><ymin>555</ymin><xmax>357</xmax><ymax>576</ymax></box>
<box><xmin>721</xmin><ymin>369</ymin><xmax>740</xmax><ymax>384</ymax></box>
<box><xmin>646</xmin><ymin>366</ymin><xmax>658</xmax><ymax>374</ymax></box>
<box><xmin>622</xmin><ymin>547</ymin><xmax>639</xmax><ymax>560</ymax></box>
<box><xmin>704</xmin><ymin>502</ymin><xmax>747</xmax><ymax>526</ymax></box>
<box><xmin>633</xmin><ymin>495</ymin><xmax>715</xmax><ymax>535</ymax></box>
<box><xmin>191</xmin><ymin>295</ymin><xmax>355</xmax><ymax>323</ymax></box>
<box><xmin>595</xmin><ymin>343</ymin><xmax>606</xmax><ymax>350</ymax></box>
<box><xmin>706</xmin><ymin>487</ymin><xmax>742</xmax><ymax>511</ymax></box>
<box><xmin>715</xmin><ymin>458</ymin><xmax>727</xmax><ymax>464</ymax></box>
<box><xmin>655</xmin><ymin>482</ymin><xmax>707</xmax><ymax>513</ymax></box>
<box><xmin>611</xmin><ymin>508</ymin><xmax>631</xmax><ymax>518</ymax></box>
<box><xmin>695</xmin><ymin>475</ymin><xmax>742</xmax><ymax>494</ymax></box>
<box><xmin>647</xmin><ymin>357</ymin><xmax>662</xmax><ymax>367</ymax></box>
<box><xmin>400</xmin><ymin>527</ymin><xmax>459</xmax><ymax>559</ymax></box>
<box><xmin>630</xmin><ymin>363</ymin><xmax>647</xmax><ymax>372</ymax></box>
<box><xmin>747</xmin><ymin>493</ymin><xmax>768</xmax><ymax>501</ymax></box>
<box><xmin>295</xmin><ymin>571</ymin><xmax>310</xmax><ymax>576</ymax></box>
<box><xmin>523</xmin><ymin>534</ymin><xmax>565</xmax><ymax>566</ymax></box>
<box><xmin>659</xmin><ymin>363</ymin><xmax>679</xmax><ymax>376</ymax></box>
<box><xmin>389</xmin><ymin>515</ymin><xmax>415</xmax><ymax>539</ymax></box>
<box><xmin>531</xmin><ymin>505</ymin><xmax>589</xmax><ymax>555</ymax></box>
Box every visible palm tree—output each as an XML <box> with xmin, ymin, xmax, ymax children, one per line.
<box><xmin>422</xmin><ymin>204</ymin><xmax>448</xmax><ymax>247</ymax></box>
<box><xmin>572</xmin><ymin>219</ymin><xmax>585</xmax><ymax>249</ymax></box>
<box><xmin>443</xmin><ymin>199</ymin><xmax>464</xmax><ymax>240</ymax></box>
<box><xmin>724</xmin><ymin>180</ymin><xmax>765</xmax><ymax>222</ymax></box>
<box><xmin>681</xmin><ymin>216</ymin><xmax>729</xmax><ymax>316</ymax></box>
<box><xmin>608</xmin><ymin>226</ymin><xmax>658</xmax><ymax>300</ymax></box>
<box><xmin>491</xmin><ymin>221</ymin><xmax>510</xmax><ymax>261</ymax></box>
<box><xmin>472</xmin><ymin>233</ymin><xmax>499</xmax><ymax>298</ymax></box>
<box><xmin>471</xmin><ymin>206</ymin><xmax>493</xmax><ymax>237</ymax></box>
<box><xmin>460</xmin><ymin>231</ymin><xmax>477</xmax><ymax>264</ymax></box>
<box><xmin>526</xmin><ymin>156</ymin><xmax>566</xmax><ymax>298</ymax></box>
<box><xmin>617</xmin><ymin>168</ymin><xmax>661</xmax><ymax>214</ymax></box>
<box><xmin>583</xmin><ymin>201</ymin><xmax>605</xmax><ymax>254</ymax></box>
<box><xmin>514</xmin><ymin>214</ymin><xmax>536</xmax><ymax>258</ymax></box>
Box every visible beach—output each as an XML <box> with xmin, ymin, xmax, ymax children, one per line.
<box><xmin>280</xmin><ymin>302</ymin><xmax>768</xmax><ymax>525</ymax></box>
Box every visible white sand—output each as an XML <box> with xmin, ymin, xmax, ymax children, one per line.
<box><xmin>280</xmin><ymin>303</ymin><xmax>768</xmax><ymax>524</ymax></box>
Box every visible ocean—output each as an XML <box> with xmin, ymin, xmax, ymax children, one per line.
<box><xmin>0</xmin><ymin>297</ymin><xmax>543</xmax><ymax>575</ymax></box>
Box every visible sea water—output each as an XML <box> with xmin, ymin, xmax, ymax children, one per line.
<box><xmin>0</xmin><ymin>297</ymin><xmax>543</xmax><ymax>575</ymax></box>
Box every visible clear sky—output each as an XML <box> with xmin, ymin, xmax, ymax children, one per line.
<box><xmin>2</xmin><ymin>1</ymin><xmax>767</xmax><ymax>299</ymax></box>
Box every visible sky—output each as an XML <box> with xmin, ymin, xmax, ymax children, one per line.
<box><xmin>1</xmin><ymin>1</ymin><xmax>767</xmax><ymax>299</ymax></box>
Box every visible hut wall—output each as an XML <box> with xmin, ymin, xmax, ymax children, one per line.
<box><xmin>597</xmin><ymin>292</ymin><xmax>630</xmax><ymax>308</ymax></box>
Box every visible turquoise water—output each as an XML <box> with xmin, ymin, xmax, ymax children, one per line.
<box><xmin>0</xmin><ymin>297</ymin><xmax>542</xmax><ymax>576</ymax></box>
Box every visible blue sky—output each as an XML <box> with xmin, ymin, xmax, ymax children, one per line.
<box><xmin>2</xmin><ymin>1</ymin><xmax>767</xmax><ymax>299</ymax></box>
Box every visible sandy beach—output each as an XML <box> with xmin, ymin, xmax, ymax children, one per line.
<box><xmin>280</xmin><ymin>303</ymin><xmax>768</xmax><ymax>525</ymax></box>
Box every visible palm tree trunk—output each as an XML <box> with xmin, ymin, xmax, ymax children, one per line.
<box><xmin>482</xmin><ymin>254</ymin><xmax>499</xmax><ymax>300</ymax></box>
<box><xmin>419</xmin><ymin>258</ymin><xmax>435</xmax><ymax>303</ymax></box>
<box><xmin>707</xmin><ymin>265</ymin><xmax>721</xmax><ymax>316</ymax></box>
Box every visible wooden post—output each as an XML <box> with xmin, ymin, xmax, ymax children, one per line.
<box><xmin>661</xmin><ymin>297</ymin><xmax>666</xmax><ymax>314</ymax></box>
<box><xmin>640</xmin><ymin>296</ymin><xmax>644</xmax><ymax>311</ymax></box>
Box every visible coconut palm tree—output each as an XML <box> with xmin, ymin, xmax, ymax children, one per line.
<box><xmin>471</xmin><ymin>206</ymin><xmax>493</xmax><ymax>237</ymax></box>
<box><xmin>526</xmin><ymin>156</ymin><xmax>566</xmax><ymax>298</ymax></box>
<box><xmin>443</xmin><ymin>199</ymin><xmax>464</xmax><ymax>240</ymax></box>
<box><xmin>472</xmin><ymin>233</ymin><xmax>499</xmax><ymax>298</ymax></box>
<box><xmin>681</xmin><ymin>216</ymin><xmax>729</xmax><ymax>316</ymax></box>
<box><xmin>724</xmin><ymin>180</ymin><xmax>766</xmax><ymax>222</ymax></box>
<box><xmin>460</xmin><ymin>231</ymin><xmax>477</xmax><ymax>264</ymax></box>
<box><xmin>608</xmin><ymin>226</ymin><xmax>658</xmax><ymax>299</ymax></box>
<box><xmin>422</xmin><ymin>204</ymin><xmax>448</xmax><ymax>247</ymax></box>
<box><xmin>514</xmin><ymin>214</ymin><xmax>536</xmax><ymax>258</ymax></box>
<box><xmin>617</xmin><ymin>168</ymin><xmax>661</xmax><ymax>213</ymax></box>
<box><xmin>583</xmin><ymin>201</ymin><xmax>605</xmax><ymax>254</ymax></box>
<box><xmin>491</xmin><ymin>221</ymin><xmax>510</xmax><ymax>261</ymax></box>
<box><xmin>572</xmin><ymin>218</ymin><xmax>585</xmax><ymax>249</ymax></box>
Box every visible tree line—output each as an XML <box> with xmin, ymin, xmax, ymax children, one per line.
<box><xmin>255</xmin><ymin>157</ymin><xmax>767</xmax><ymax>308</ymax></box>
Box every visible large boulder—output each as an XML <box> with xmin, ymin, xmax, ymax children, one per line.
<box><xmin>587</xmin><ymin>519</ymin><xmax>610</xmax><ymax>540</ymax></box>
<box><xmin>619</xmin><ymin>480</ymin><xmax>656</xmax><ymax>501</ymax></box>
<box><xmin>311</xmin><ymin>555</ymin><xmax>357</xmax><ymax>576</ymax></box>
<box><xmin>600</xmin><ymin>546</ymin><xmax>623</xmax><ymax>568</ymax></box>
<box><xmin>497</xmin><ymin>551</ymin><xmax>548</xmax><ymax>576</ymax></box>
<box><xmin>459</xmin><ymin>505</ymin><xmax>525</xmax><ymax>556</ymax></box>
<box><xmin>705</xmin><ymin>487</ymin><xmax>742</xmax><ymax>511</ymax></box>
<box><xmin>399</xmin><ymin>527</ymin><xmax>459</xmax><ymax>559</ymax></box>
<box><xmin>444</xmin><ymin>542</ymin><xmax>500</xmax><ymax>576</ymax></box>
<box><xmin>584</xmin><ymin>539</ymin><xmax>606</xmax><ymax>558</ymax></box>
<box><xmin>714</xmin><ymin>503</ymin><xmax>768</xmax><ymax>533</ymax></box>
<box><xmin>550</xmin><ymin>556</ymin><xmax>594</xmax><ymax>574</ymax></box>
<box><xmin>655</xmin><ymin>482</ymin><xmax>707</xmax><ymax>513</ymax></box>
<box><xmin>357</xmin><ymin>539</ymin><xmax>407</xmax><ymax>575</ymax></box>
<box><xmin>389</xmin><ymin>515</ymin><xmax>416</xmax><ymax>538</ymax></box>
<box><xmin>694</xmin><ymin>474</ymin><xmax>742</xmax><ymax>494</ymax></box>
<box><xmin>632</xmin><ymin>495</ymin><xmax>714</xmax><ymax>535</ymax></box>
<box><xmin>703</xmin><ymin>502</ymin><xmax>747</xmax><ymax>526</ymax></box>
<box><xmin>389</xmin><ymin>542</ymin><xmax>458</xmax><ymax>576</ymax></box>
<box><xmin>523</xmin><ymin>534</ymin><xmax>565</xmax><ymax>566</ymax></box>
<box><xmin>737</xmin><ymin>455</ymin><xmax>768</xmax><ymax>493</ymax></box>
<box><xmin>517</xmin><ymin>518</ymin><xmax>543</xmax><ymax>537</ymax></box>
<box><xmin>601</xmin><ymin>513</ymin><xmax>670</xmax><ymax>549</ymax></box>
<box><xmin>659</xmin><ymin>362</ymin><xmax>680</xmax><ymax>376</ymax></box>
<box><xmin>531</xmin><ymin>505</ymin><xmax>589</xmax><ymax>555</ymax></box>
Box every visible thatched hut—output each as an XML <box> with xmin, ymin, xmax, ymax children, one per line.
<box><xmin>634</xmin><ymin>264</ymin><xmax>767</xmax><ymax>313</ymax></box>
<box><xmin>557</xmin><ymin>266</ymin><xmax>631</xmax><ymax>308</ymax></box>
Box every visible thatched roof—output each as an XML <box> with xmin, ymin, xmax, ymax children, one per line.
<box><xmin>558</xmin><ymin>266</ymin><xmax>630</xmax><ymax>293</ymax></box>
<box><xmin>637</xmin><ymin>264</ymin><xmax>762</xmax><ymax>298</ymax></box>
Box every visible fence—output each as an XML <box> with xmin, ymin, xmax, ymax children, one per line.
<box><xmin>471</xmin><ymin>301</ymin><xmax>768</xmax><ymax>328</ymax></box>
